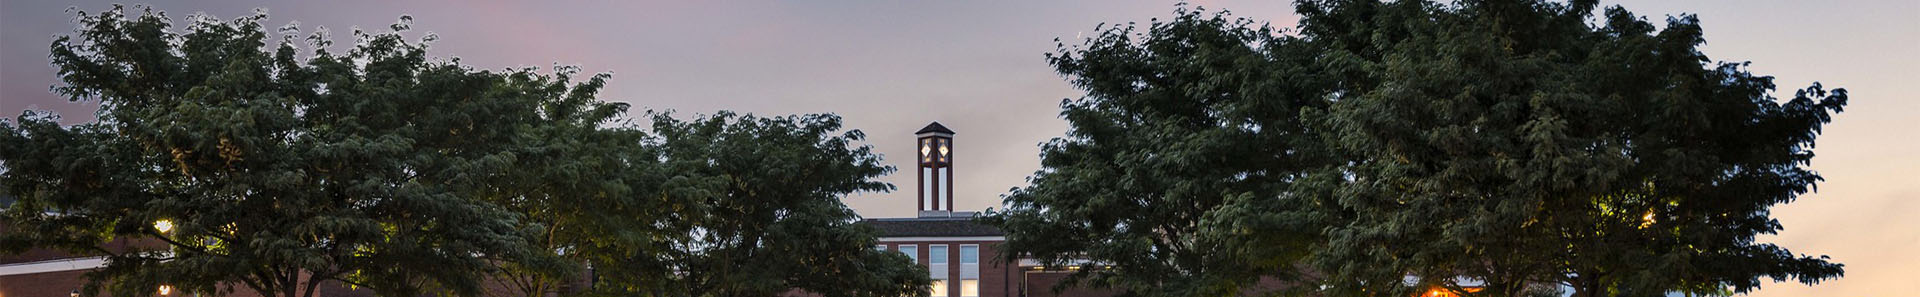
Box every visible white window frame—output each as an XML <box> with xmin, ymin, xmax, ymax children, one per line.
<box><xmin>899</xmin><ymin>245</ymin><xmax>918</xmax><ymax>264</ymax></box>
<box><xmin>959</xmin><ymin>244</ymin><xmax>979</xmax><ymax>265</ymax></box>
<box><xmin>959</xmin><ymin>244</ymin><xmax>980</xmax><ymax>281</ymax></box>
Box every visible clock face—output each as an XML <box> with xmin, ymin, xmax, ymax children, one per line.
<box><xmin>921</xmin><ymin>139</ymin><xmax>933</xmax><ymax>163</ymax></box>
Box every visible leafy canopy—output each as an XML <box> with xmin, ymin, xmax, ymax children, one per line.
<box><xmin>623</xmin><ymin>112</ymin><xmax>929</xmax><ymax>297</ymax></box>
<box><xmin>987</xmin><ymin>1</ymin><xmax>1847</xmax><ymax>297</ymax></box>
<box><xmin>0</xmin><ymin>5</ymin><xmax>581</xmax><ymax>297</ymax></box>
<box><xmin>0</xmin><ymin>5</ymin><xmax>927</xmax><ymax>297</ymax></box>
<box><xmin>984</xmin><ymin>4</ymin><xmax>1341</xmax><ymax>296</ymax></box>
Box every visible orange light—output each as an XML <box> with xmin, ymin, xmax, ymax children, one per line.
<box><xmin>157</xmin><ymin>285</ymin><xmax>173</xmax><ymax>296</ymax></box>
<box><xmin>1640</xmin><ymin>211</ymin><xmax>1657</xmax><ymax>228</ymax></box>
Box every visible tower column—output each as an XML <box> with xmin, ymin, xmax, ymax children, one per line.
<box><xmin>915</xmin><ymin>122</ymin><xmax>955</xmax><ymax>217</ymax></box>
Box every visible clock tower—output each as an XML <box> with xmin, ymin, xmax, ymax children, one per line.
<box><xmin>916</xmin><ymin>122</ymin><xmax>955</xmax><ymax>216</ymax></box>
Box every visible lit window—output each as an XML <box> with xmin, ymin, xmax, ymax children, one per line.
<box><xmin>961</xmin><ymin>279</ymin><xmax>979</xmax><ymax>297</ymax></box>
<box><xmin>960</xmin><ymin>245</ymin><xmax>978</xmax><ymax>264</ymax></box>
<box><xmin>899</xmin><ymin>245</ymin><xmax>918</xmax><ymax>263</ymax></box>
<box><xmin>930</xmin><ymin>280</ymin><xmax>948</xmax><ymax>297</ymax></box>
<box><xmin>930</xmin><ymin>245</ymin><xmax>948</xmax><ymax>264</ymax></box>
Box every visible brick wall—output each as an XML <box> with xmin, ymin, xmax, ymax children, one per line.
<box><xmin>877</xmin><ymin>240</ymin><xmax>1025</xmax><ymax>297</ymax></box>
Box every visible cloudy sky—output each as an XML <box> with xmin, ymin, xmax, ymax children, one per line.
<box><xmin>2</xmin><ymin>1</ymin><xmax>1913</xmax><ymax>295</ymax></box>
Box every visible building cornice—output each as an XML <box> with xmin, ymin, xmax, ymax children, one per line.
<box><xmin>0</xmin><ymin>256</ymin><xmax>106</xmax><ymax>276</ymax></box>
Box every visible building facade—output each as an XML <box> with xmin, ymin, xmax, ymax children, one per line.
<box><xmin>854</xmin><ymin>122</ymin><xmax>1108</xmax><ymax>297</ymax></box>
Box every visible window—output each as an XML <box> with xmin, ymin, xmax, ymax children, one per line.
<box><xmin>960</xmin><ymin>245</ymin><xmax>978</xmax><ymax>264</ymax></box>
<box><xmin>930</xmin><ymin>245</ymin><xmax>948</xmax><ymax>264</ymax></box>
<box><xmin>875</xmin><ymin>244</ymin><xmax>887</xmax><ymax>251</ymax></box>
<box><xmin>960</xmin><ymin>279</ymin><xmax>979</xmax><ymax>297</ymax></box>
<box><xmin>930</xmin><ymin>280</ymin><xmax>948</xmax><ymax>297</ymax></box>
<box><xmin>899</xmin><ymin>245</ymin><xmax>918</xmax><ymax>263</ymax></box>
<box><xmin>959</xmin><ymin>245</ymin><xmax>979</xmax><ymax>297</ymax></box>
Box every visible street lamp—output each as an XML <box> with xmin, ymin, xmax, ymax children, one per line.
<box><xmin>153</xmin><ymin>220</ymin><xmax>174</xmax><ymax>234</ymax></box>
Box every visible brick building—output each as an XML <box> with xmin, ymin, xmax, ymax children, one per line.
<box><xmin>854</xmin><ymin>123</ymin><xmax>1109</xmax><ymax>297</ymax></box>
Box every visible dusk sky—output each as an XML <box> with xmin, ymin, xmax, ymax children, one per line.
<box><xmin>2</xmin><ymin>1</ymin><xmax>1913</xmax><ymax>296</ymax></box>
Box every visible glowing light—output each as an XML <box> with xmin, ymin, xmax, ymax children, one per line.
<box><xmin>153</xmin><ymin>220</ymin><xmax>174</xmax><ymax>234</ymax></box>
<box><xmin>1640</xmin><ymin>211</ymin><xmax>1656</xmax><ymax>229</ymax></box>
<box><xmin>157</xmin><ymin>285</ymin><xmax>173</xmax><ymax>296</ymax></box>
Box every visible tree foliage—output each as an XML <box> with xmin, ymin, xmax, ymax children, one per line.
<box><xmin>982</xmin><ymin>4</ymin><xmax>1339</xmax><ymax>297</ymax></box>
<box><xmin>0</xmin><ymin>5</ymin><xmax>926</xmax><ymax>297</ymax></box>
<box><xmin>613</xmin><ymin>112</ymin><xmax>928</xmax><ymax>297</ymax></box>
<box><xmin>0</xmin><ymin>5</ymin><xmax>571</xmax><ymax>297</ymax></box>
<box><xmin>1304</xmin><ymin>1</ymin><xmax>1845</xmax><ymax>296</ymax></box>
<box><xmin>987</xmin><ymin>1</ymin><xmax>1847</xmax><ymax>296</ymax></box>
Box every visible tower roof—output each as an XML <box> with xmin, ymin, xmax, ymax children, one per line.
<box><xmin>915</xmin><ymin>122</ymin><xmax>955</xmax><ymax>134</ymax></box>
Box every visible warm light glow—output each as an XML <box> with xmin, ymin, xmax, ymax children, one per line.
<box><xmin>930</xmin><ymin>280</ymin><xmax>948</xmax><ymax>297</ymax></box>
<box><xmin>1640</xmin><ymin>211</ymin><xmax>1656</xmax><ymax>229</ymax></box>
<box><xmin>961</xmin><ymin>279</ymin><xmax>979</xmax><ymax>297</ymax></box>
<box><xmin>157</xmin><ymin>285</ymin><xmax>173</xmax><ymax>296</ymax></box>
<box><xmin>153</xmin><ymin>220</ymin><xmax>174</xmax><ymax>233</ymax></box>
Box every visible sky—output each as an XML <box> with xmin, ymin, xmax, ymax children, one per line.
<box><xmin>1</xmin><ymin>1</ymin><xmax>1914</xmax><ymax>296</ymax></box>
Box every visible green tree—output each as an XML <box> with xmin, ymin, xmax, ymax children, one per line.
<box><xmin>578</xmin><ymin>112</ymin><xmax>928</xmax><ymax>297</ymax></box>
<box><xmin>1303</xmin><ymin>0</ymin><xmax>1845</xmax><ymax>296</ymax></box>
<box><xmin>982</xmin><ymin>5</ymin><xmax>1341</xmax><ymax>297</ymax></box>
<box><xmin>462</xmin><ymin>67</ymin><xmax>651</xmax><ymax>297</ymax></box>
<box><xmin>0</xmin><ymin>6</ymin><xmax>580</xmax><ymax>297</ymax></box>
<box><xmin>3</xmin><ymin>5</ymin><xmax>932</xmax><ymax>297</ymax></box>
<box><xmin>989</xmin><ymin>1</ymin><xmax>1847</xmax><ymax>297</ymax></box>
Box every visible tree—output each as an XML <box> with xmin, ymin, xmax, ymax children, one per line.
<box><xmin>982</xmin><ymin>5</ymin><xmax>1342</xmax><ymax>297</ymax></box>
<box><xmin>1</xmin><ymin>5</ymin><xmax>931</xmax><ymax>297</ymax></box>
<box><xmin>0</xmin><ymin>6</ymin><xmax>580</xmax><ymax>297</ymax></box>
<box><xmin>577</xmin><ymin>112</ymin><xmax>928</xmax><ymax>297</ymax></box>
<box><xmin>1302</xmin><ymin>0</ymin><xmax>1845</xmax><ymax>296</ymax></box>
<box><xmin>460</xmin><ymin>66</ymin><xmax>651</xmax><ymax>297</ymax></box>
<box><xmin>989</xmin><ymin>1</ymin><xmax>1847</xmax><ymax>296</ymax></box>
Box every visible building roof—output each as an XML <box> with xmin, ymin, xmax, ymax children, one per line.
<box><xmin>915</xmin><ymin>122</ymin><xmax>955</xmax><ymax>135</ymax></box>
<box><xmin>861</xmin><ymin>217</ymin><xmax>1002</xmax><ymax>237</ymax></box>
